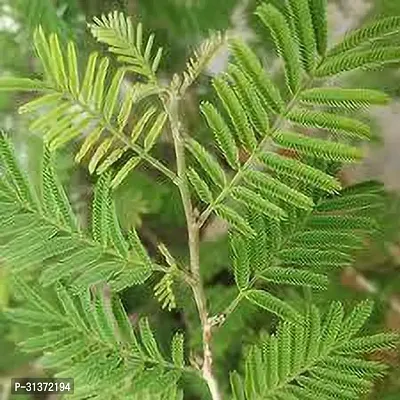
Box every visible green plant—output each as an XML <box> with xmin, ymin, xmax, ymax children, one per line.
<box><xmin>1</xmin><ymin>0</ymin><xmax>400</xmax><ymax>399</ymax></box>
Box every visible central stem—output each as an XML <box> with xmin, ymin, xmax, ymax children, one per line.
<box><xmin>165</xmin><ymin>94</ymin><xmax>222</xmax><ymax>400</ymax></box>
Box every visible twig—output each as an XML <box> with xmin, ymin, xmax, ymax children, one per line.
<box><xmin>164</xmin><ymin>93</ymin><xmax>222</xmax><ymax>400</ymax></box>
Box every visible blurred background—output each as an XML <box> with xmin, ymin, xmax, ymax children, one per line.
<box><xmin>0</xmin><ymin>0</ymin><xmax>400</xmax><ymax>399</ymax></box>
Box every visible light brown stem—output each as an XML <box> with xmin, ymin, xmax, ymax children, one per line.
<box><xmin>164</xmin><ymin>94</ymin><xmax>222</xmax><ymax>400</ymax></box>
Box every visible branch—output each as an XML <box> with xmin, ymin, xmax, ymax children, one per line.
<box><xmin>164</xmin><ymin>92</ymin><xmax>223</xmax><ymax>400</ymax></box>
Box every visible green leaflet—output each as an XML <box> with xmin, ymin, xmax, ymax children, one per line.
<box><xmin>309</xmin><ymin>0</ymin><xmax>328</xmax><ymax>56</ymax></box>
<box><xmin>229</xmin><ymin>38</ymin><xmax>284</xmax><ymax>114</ymax></box>
<box><xmin>243</xmin><ymin>169</ymin><xmax>314</xmax><ymax>210</ymax></box>
<box><xmin>171</xmin><ymin>332</ymin><xmax>184</xmax><ymax>368</ymax></box>
<box><xmin>321</xmin><ymin>356</ymin><xmax>387</xmax><ymax>378</ymax></box>
<box><xmin>287</xmin><ymin>0</ymin><xmax>317</xmax><ymax>73</ymax></box>
<box><xmin>187</xmin><ymin>167</ymin><xmax>213</xmax><ymax>203</ymax></box>
<box><xmin>117</xmin><ymin>84</ymin><xmax>135</xmax><ymax>129</ymax></box>
<box><xmin>212</xmin><ymin>76</ymin><xmax>257</xmax><ymax>151</ymax></box>
<box><xmin>214</xmin><ymin>204</ymin><xmax>255</xmax><ymax>238</ymax></box>
<box><xmin>75</xmin><ymin>126</ymin><xmax>104</xmax><ymax>163</ymax></box>
<box><xmin>328</xmin><ymin>16</ymin><xmax>400</xmax><ymax>56</ymax></box>
<box><xmin>231</xmin><ymin>186</ymin><xmax>287</xmax><ymax>220</ymax></box>
<box><xmin>296</xmin><ymin>375</ymin><xmax>358</xmax><ymax>399</ymax></box>
<box><xmin>0</xmin><ymin>132</ymin><xmax>39</xmax><ymax>210</ymax></box>
<box><xmin>48</xmin><ymin>116</ymin><xmax>92</xmax><ymax>151</ymax></box>
<box><xmin>42</xmin><ymin>147</ymin><xmax>77</xmax><ymax>230</ymax></box>
<box><xmin>32</xmin><ymin>36</ymin><xmax>53</xmax><ymax>89</ymax></box>
<box><xmin>111</xmin><ymin>157</ymin><xmax>141</xmax><ymax>189</ymax></box>
<box><xmin>340</xmin><ymin>179</ymin><xmax>384</xmax><ymax>196</ymax></box>
<box><xmin>259</xmin><ymin>267</ymin><xmax>328</xmax><ymax>290</ymax></box>
<box><xmin>337</xmin><ymin>334</ymin><xmax>399</xmax><ymax>354</ymax></box>
<box><xmin>316</xmin><ymin>47</ymin><xmax>400</xmax><ymax>77</ymax></box>
<box><xmin>49</xmin><ymin>33</ymin><xmax>67</xmax><ymax>89</ymax></box>
<box><xmin>40</xmin><ymin>340</ymin><xmax>86</xmax><ymax>369</ymax></box>
<box><xmin>6</xmin><ymin>308</ymin><xmax>64</xmax><ymax>327</ymax></box>
<box><xmin>7</xmin><ymin>278</ymin><xmax>183</xmax><ymax>397</ymax></box>
<box><xmin>244</xmin><ymin>345</ymin><xmax>265</xmax><ymax>395</ymax></box>
<box><xmin>92</xmin><ymin>173</ymin><xmax>111</xmax><ymax>246</ymax></box>
<box><xmin>154</xmin><ymin>272</ymin><xmax>177</xmax><ymax>311</ymax></box>
<box><xmin>80</xmin><ymin>51</ymin><xmax>99</xmax><ymax>102</ymax></box>
<box><xmin>107</xmin><ymin>198</ymin><xmax>130</xmax><ymax>257</ymax></box>
<box><xmin>69</xmin><ymin>261</ymin><xmax>122</xmax><ymax>294</ymax></box>
<box><xmin>21</xmin><ymin>328</ymin><xmax>76</xmax><ymax>352</ymax></box>
<box><xmin>230</xmin><ymin>232</ymin><xmax>251</xmax><ymax>290</ymax></box>
<box><xmin>319</xmin><ymin>301</ymin><xmax>344</xmax><ymax>353</ymax></box>
<box><xmin>272</xmin><ymin>130</ymin><xmax>363</xmax><ymax>162</ymax></box>
<box><xmin>144</xmin><ymin>111</ymin><xmax>168</xmax><ymax>151</ymax></box>
<box><xmin>0</xmin><ymin>139</ymin><xmax>171</xmax><ymax>396</ymax></box>
<box><xmin>92</xmin><ymin>289</ymin><xmax>119</xmax><ymax>345</ymax></box>
<box><xmin>256</xmin><ymin>3</ymin><xmax>302</xmax><ymax>93</ymax></box>
<box><xmin>1</xmin><ymin>226</ymin><xmax>58</xmax><ymax>263</ymax></box>
<box><xmin>265</xmin><ymin>336</ymin><xmax>279</xmax><ymax>389</ymax></box>
<box><xmin>12</xmin><ymin>276</ymin><xmax>61</xmax><ymax>316</ymax></box>
<box><xmin>19</xmin><ymin>93</ymin><xmax>63</xmax><ymax>114</ymax></box>
<box><xmin>291</xmin><ymin>322</ymin><xmax>306</xmax><ymax>373</ymax></box>
<box><xmin>257</xmin><ymin>151</ymin><xmax>342</xmax><ymax>193</ymax></box>
<box><xmin>67</xmin><ymin>41</ymin><xmax>80</xmax><ymax>97</ymax></box>
<box><xmin>338</xmin><ymin>299</ymin><xmax>374</xmax><ymax>342</ymax></box>
<box><xmin>110</xmin><ymin>265</ymin><xmax>153</xmax><ymax>292</ymax></box>
<box><xmin>299</xmin><ymin>87</ymin><xmax>390</xmax><ymax>109</ymax></box>
<box><xmin>186</xmin><ymin>139</ymin><xmax>226</xmax><ymax>188</ymax></box>
<box><xmin>230</xmin><ymin>371</ymin><xmax>246</xmax><ymax>400</ymax></box>
<box><xmin>131</xmin><ymin>106</ymin><xmax>158</xmax><ymax>144</ymax></box>
<box><xmin>10</xmin><ymin>237</ymin><xmax>78</xmax><ymax>272</ymax></box>
<box><xmin>310</xmin><ymin>368</ymin><xmax>372</xmax><ymax>394</ymax></box>
<box><xmin>305</xmin><ymin>214</ymin><xmax>377</xmax><ymax>231</ymax></box>
<box><xmin>104</xmin><ymin>69</ymin><xmax>126</xmax><ymax>121</ymax></box>
<box><xmin>111</xmin><ymin>296</ymin><xmax>138</xmax><ymax>344</ymax></box>
<box><xmin>0</xmin><ymin>213</ymin><xmax>39</xmax><ymax>239</ymax></box>
<box><xmin>231</xmin><ymin>182</ymin><xmax>384</xmax><ymax>303</ymax></box>
<box><xmin>56</xmin><ymin>285</ymin><xmax>89</xmax><ymax>333</ymax></box>
<box><xmin>39</xmin><ymin>247</ymin><xmax>102</xmax><ymax>287</ymax></box>
<box><xmin>200</xmin><ymin>101</ymin><xmax>239</xmax><ymax>169</ymax></box>
<box><xmin>42</xmin><ymin>148</ymin><xmax>61</xmax><ymax>219</ymax></box>
<box><xmin>278</xmin><ymin>248</ymin><xmax>352</xmax><ymax>267</ymax></box>
<box><xmin>244</xmin><ymin>289</ymin><xmax>301</xmax><ymax>323</ymax></box>
<box><xmin>228</xmin><ymin>210</ymin><xmax>271</xmax><ymax>278</ymax></box>
<box><xmin>317</xmin><ymin>193</ymin><xmax>384</xmax><ymax>213</ymax></box>
<box><xmin>97</xmin><ymin>147</ymin><xmax>127</xmax><ymax>175</ymax></box>
<box><xmin>287</xmin><ymin>108</ymin><xmax>371</xmax><ymax>140</ymax></box>
<box><xmin>127</xmin><ymin>229</ymin><xmax>153</xmax><ymax>271</ymax></box>
<box><xmin>139</xmin><ymin>318</ymin><xmax>165</xmax><ymax>362</ymax></box>
<box><xmin>227</xmin><ymin>64</ymin><xmax>270</xmax><ymax>136</ymax></box>
<box><xmin>277</xmin><ymin>322</ymin><xmax>292</xmax><ymax>382</ymax></box>
<box><xmin>93</xmin><ymin>57</ymin><xmax>111</xmax><ymax>111</ymax></box>
<box><xmin>0</xmin><ymin>77</ymin><xmax>47</xmax><ymax>91</ymax></box>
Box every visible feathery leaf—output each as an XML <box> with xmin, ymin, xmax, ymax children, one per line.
<box><xmin>328</xmin><ymin>16</ymin><xmax>400</xmax><ymax>56</ymax></box>
<box><xmin>299</xmin><ymin>87</ymin><xmax>390</xmax><ymax>109</ymax></box>
<box><xmin>245</xmin><ymin>289</ymin><xmax>301</xmax><ymax>323</ymax></box>
<box><xmin>256</xmin><ymin>3</ymin><xmax>302</xmax><ymax>93</ymax></box>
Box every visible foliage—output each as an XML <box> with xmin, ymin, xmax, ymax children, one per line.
<box><xmin>7</xmin><ymin>276</ymin><xmax>186</xmax><ymax>399</ymax></box>
<box><xmin>0</xmin><ymin>0</ymin><xmax>400</xmax><ymax>399</ymax></box>
<box><xmin>230</xmin><ymin>300</ymin><xmax>398</xmax><ymax>400</ymax></box>
<box><xmin>0</xmin><ymin>132</ymin><xmax>154</xmax><ymax>291</ymax></box>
